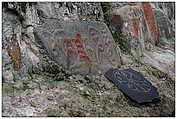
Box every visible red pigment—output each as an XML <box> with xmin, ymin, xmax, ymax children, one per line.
<box><xmin>141</xmin><ymin>2</ymin><xmax>158</xmax><ymax>43</ymax></box>
<box><xmin>132</xmin><ymin>18</ymin><xmax>140</xmax><ymax>40</ymax></box>
<box><xmin>64</xmin><ymin>33</ymin><xmax>90</xmax><ymax>61</ymax></box>
<box><xmin>75</xmin><ymin>32</ymin><xmax>81</xmax><ymax>37</ymax></box>
<box><xmin>53</xmin><ymin>51</ymin><xmax>59</xmax><ymax>56</ymax></box>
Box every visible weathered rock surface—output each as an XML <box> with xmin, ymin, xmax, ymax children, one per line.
<box><xmin>2</xmin><ymin>2</ymin><xmax>105</xmax><ymax>80</ymax></box>
<box><xmin>142</xmin><ymin>48</ymin><xmax>175</xmax><ymax>78</ymax></box>
<box><xmin>2</xmin><ymin>2</ymin><xmax>175</xmax><ymax>117</ymax></box>
<box><xmin>108</xmin><ymin>2</ymin><xmax>175</xmax><ymax>78</ymax></box>
<box><xmin>34</xmin><ymin>20</ymin><xmax>121</xmax><ymax>75</ymax></box>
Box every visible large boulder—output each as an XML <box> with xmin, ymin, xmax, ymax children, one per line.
<box><xmin>108</xmin><ymin>2</ymin><xmax>175</xmax><ymax>78</ymax></box>
<box><xmin>34</xmin><ymin>20</ymin><xmax>121</xmax><ymax>76</ymax></box>
<box><xmin>2</xmin><ymin>2</ymin><xmax>106</xmax><ymax>81</ymax></box>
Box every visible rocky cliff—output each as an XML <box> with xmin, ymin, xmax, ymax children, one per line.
<box><xmin>2</xmin><ymin>2</ymin><xmax>175</xmax><ymax>117</ymax></box>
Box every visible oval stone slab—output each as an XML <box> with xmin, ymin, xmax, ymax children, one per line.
<box><xmin>34</xmin><ymin>20</ymin><xmax>121</xmax><ymax>76</ymax></box>
<box><xmin>104</xmin><ymin>68</ymin><xmax>159</xmax><ymax>103</ymax></box>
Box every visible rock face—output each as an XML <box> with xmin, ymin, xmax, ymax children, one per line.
<box><xmin>109</xmin><ymin>2</ymin><xmax>175</xmax><ymax>78</ymax></box>
<box><xmin>2</xmin><ymin>2</ymin><xmax>175</xmax><ymax>117</ymax></box>
<box><xmin>34</xmin><ymin>20</ymin><xmax>121</xmax><ymax>75</ymax></box>
<box><xmin>2</xmin><ymin>2</ymin><xmax>105</xmax><ymax>79</ymax></box>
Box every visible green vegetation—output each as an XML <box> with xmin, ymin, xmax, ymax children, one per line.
<box><xmin>110</xmin><ymin>26</ymin><xmax>131</xmax><ymax>55</ymax></box>
<box><xmin>101</xmin><ymin>3</ymin><xmax>131</xmax><ymax>55</ymax></box>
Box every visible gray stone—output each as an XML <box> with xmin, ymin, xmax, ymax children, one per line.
<box><xmin>142</xmin><ymin>48</ymin><xmax>175</xmax><ymax>78</ymax></box>
<box><xmin>109</xmin><ymin>3</ymin><xmax>175</xmax><ymax>78</ymax></box>
<box><xmin>2</xmin><ymin>2</ymin><xmax>175</xmax><ymax>117</ymax></box>
<box><xmin>34</xmin><ymin>20</ymin><xmax>121</xmax><ymax>76</ymax></box>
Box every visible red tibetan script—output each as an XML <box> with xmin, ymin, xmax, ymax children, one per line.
<box><xmin>132</xmin><ymin>18</ymin><xmax>140</xmax><ymax>40</ymax></box>
<box><xmin>141</xmin><ymin>2</ymin><xmax>158</xmax><ymax>43</ymax></box>
<box><xmin>64</xmin><ymin>32</ymin><xmax>90</xmax><ymax>61</ymax></box>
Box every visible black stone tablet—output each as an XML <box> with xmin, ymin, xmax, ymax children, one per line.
<box><xmin>104</xmin><ymin>68</ymin><xmax>159</xmax><ymax>103</ymax></box>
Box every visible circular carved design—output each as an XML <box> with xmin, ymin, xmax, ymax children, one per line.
<box><xmin>104</xmin><ymin>68</ymin><xmax>159</xmax><ymax>103</ymax></box>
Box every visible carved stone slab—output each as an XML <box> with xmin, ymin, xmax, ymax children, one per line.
<box><xmin>34</xmin><ymin>20</ymin><xmax>121</xmax><ymax>76</ymax></box>
<box><xmin>104</xmin><ymin>68</ymin><xmax>159</xmax><ymax>103</ymax></box>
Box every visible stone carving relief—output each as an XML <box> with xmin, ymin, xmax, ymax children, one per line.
<box><xmin>104</xmin><ymin>68</ymin><xmax>159</xmax><ymax>103</ymax></box>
